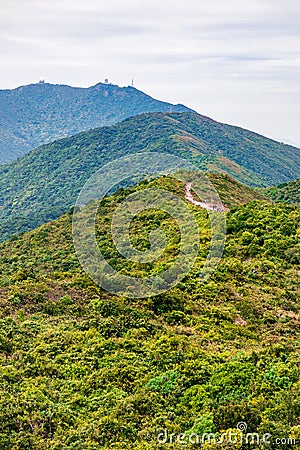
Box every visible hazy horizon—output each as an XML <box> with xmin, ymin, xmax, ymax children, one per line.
<box><xmin>1</xmin><ymin>0</ymin><xmax>299</xmax><ymax>146</ymax></box>
<box><xmin>2</xmin><ymin>79</ymin><xmax>299</xmax><ymax>148</ymax></box>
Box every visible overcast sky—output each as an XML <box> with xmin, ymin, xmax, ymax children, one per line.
<box><xmin>1</xmin><ymin>0</ymin><xmax>300</xmax><ymax>145</ymax></box>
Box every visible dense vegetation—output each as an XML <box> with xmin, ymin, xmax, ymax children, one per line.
<box><xmin>264</xmin><ymin>178</ymin><xmax>300</xmax><ymax>206</ymax></box>
<box><xmin>0</xmin><ymin>177</ymin><xmax>299</xmax><ymax>449</ymax></box>
<box><xmin>0</xmin><ymin>111</ymin><xmax>297</xmax><ymax>242</ymax></box>
<box><xmin>0</xmin><ymin>82</ymin><xmax>191</xmax><ymax>163</ymax></box>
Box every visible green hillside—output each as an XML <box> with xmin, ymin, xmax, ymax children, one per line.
<box><xmin>0</xmin><ymin>111</ymin><xmax>297</xmax><ymax>242</ymax></box>
<box><xmin>0</xmin><ymin>82</ymin><xmax>192</xmax><ymax>163</ymax></box>
<box><xmin>264</xmin><ymin>178</ymin><xmax>300</xmax><ymax>206</ymax></box>
<box><xmin>0</xmin><ymin>177</ymin><xmax>299</xmax><ymax>449</ymax></box>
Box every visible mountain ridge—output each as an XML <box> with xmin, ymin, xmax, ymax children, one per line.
<box><xmin>0</xmin><ymin>111</ymin><xmax>299</xmax><ymax>242</ymax></box>
<box><xmin>0</xmin><ymin>81</ymin><xmax>192</xmax><ymax>163</ymax></box>
<box><xmin>0</xmin><ymin>175</ymin><xmax>298</xmax><ymax>448</ymax></box>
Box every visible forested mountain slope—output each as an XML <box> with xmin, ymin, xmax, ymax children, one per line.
<box><xmin>0</xmin><ymin>82</ymin><xmax>192</xmax><ymax>163</ymax></box>
<box><xmin>0</xmin><ymin>111</ymin><xmax>297</xmax><ymax>242</ymax></box>
<box><xmin>264</xmin><ymin>178</ymin><xmax>300</xmax><ymax>206</ymax></box>
<box><xmin>0</xmin><ymin>176</ymin><xmax>299</xmax><ymax>449</ymax></box>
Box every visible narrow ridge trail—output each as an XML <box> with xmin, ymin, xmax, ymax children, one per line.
<box><xmin>184</xmin><ymin>182</ymin><xmax>229</xmax><ymax>212</ymax></box>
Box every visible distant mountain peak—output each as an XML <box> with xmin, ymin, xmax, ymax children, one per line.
<box><xmin>0</xmin><ymin>82</ymin><xmax>192</xmax><ymax>163</ymax></box>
